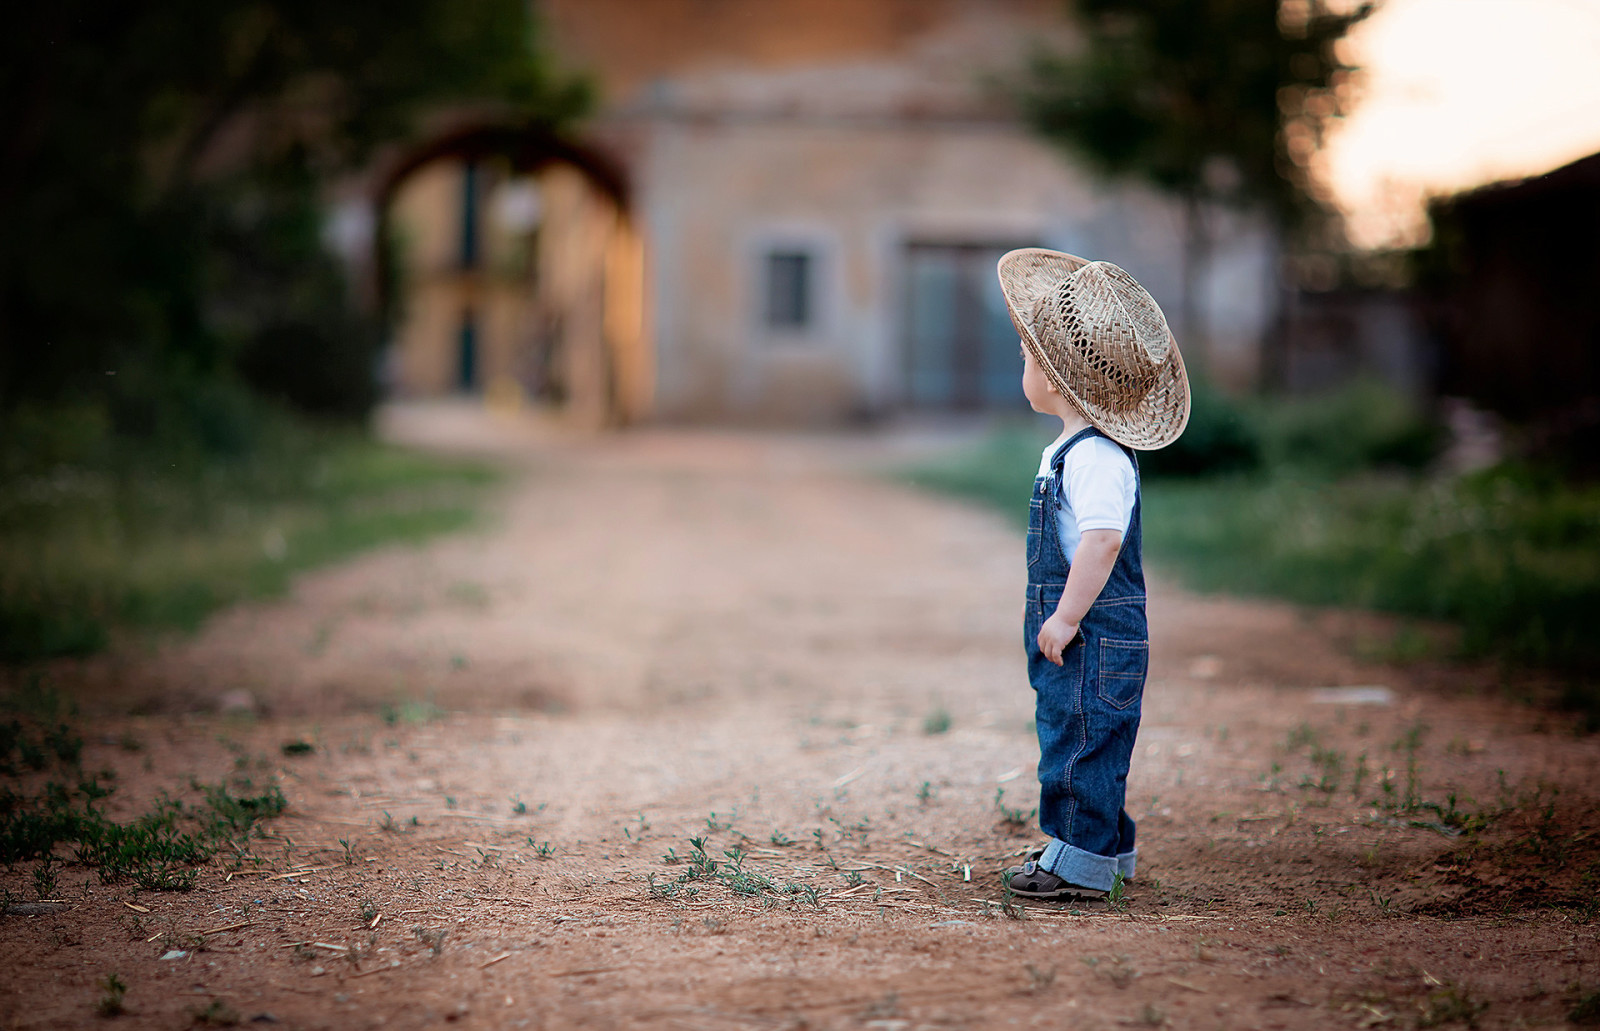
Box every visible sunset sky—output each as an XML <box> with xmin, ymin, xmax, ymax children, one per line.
<box><xmin>1320</xmin><ymin>0</ymin><xmax>1600</xmax><ymax>249</ymax></box>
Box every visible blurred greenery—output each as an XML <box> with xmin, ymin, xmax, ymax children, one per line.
<box><xmin>1021</xmin><ymin>0</ymin><xmax>1372</xmax><ymax>227</ymax></box>
<box><xmin>1019</xmin><ymin>0</ymin><xmax>1374</xmax><ymax>348</ymax></box>
<box><xmin>0</xmin><ymin>1</ymin><xmax>573</xmax><ymax>662</ymax></box>
<box><xmin>904</xmin><ymin>382</ymin><xmax>1600</xmax><ymax>686</ymax></box>
<box><xmin>1146</xmin><ymin>472</ymin><xmax>1600</xmax><ymax>675</ymax></box>
<box><xmin>1</xmin><ymin>0</ymin><xmax>587</xmax><ymax>418</ymax></box>
<box><xmin>0</xmin><ymin>399</ymin><xmax>498</xmax><ymax>661</ymax></box>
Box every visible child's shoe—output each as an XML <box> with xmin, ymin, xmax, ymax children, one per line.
<box><xmin>1001</xmin><ymin>845</ymin><xmax>1046</xmax><ymax>880</ymax></box>
<box><xmin>1005</xmin><ymin>860</ymin><xmax>1107</xmax><ymax>900</ymax></box>
<box><xmin>1004</xmin><ymin>845</ymin><xmax>1136</xmax><ymax>883</ymax></box>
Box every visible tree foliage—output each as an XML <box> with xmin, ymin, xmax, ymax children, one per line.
<box><xmin>1</xmin><ymin>0</ymin><xmax>587</xmax><ymax>420</ymax></box>
<box><xmin>1021</xmin><ymin>0</ymin><xmax>1374</xmax><ymax>229</ymax></box>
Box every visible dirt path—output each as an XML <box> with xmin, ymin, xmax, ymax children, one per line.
<box><xmin>4</xmin><ymin>411</ymin><xmax>1597</xmax><ymax>1030</ymax></box>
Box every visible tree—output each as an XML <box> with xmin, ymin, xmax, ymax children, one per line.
<box><xmin>0</xmin><ymin>0</ymin><xmax>588</xmax><ymax>419</ymax></box>
<box><xmin>1020</xmin><ymin>0</ymin><xmax>1373</xmax><ymax>366</ymax></box>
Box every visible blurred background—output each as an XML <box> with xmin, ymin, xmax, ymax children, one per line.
<box><xmin>2</xmin><ymin>0</ymin><xmax>1597</xmax><ymax>706</ymax></box>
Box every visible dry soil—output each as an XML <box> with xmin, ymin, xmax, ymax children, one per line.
<box><xmin>2</xmin><ymin>410</ymin><xmax>1597</xmax><ymax>1030</ymax></box>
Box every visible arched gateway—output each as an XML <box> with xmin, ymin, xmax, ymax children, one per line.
<box><xmin>370</xmin><ymin>123</ymin><xmax>649</xmax><ymax>427</ymax></box>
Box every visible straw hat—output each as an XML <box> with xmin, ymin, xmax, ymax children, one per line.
<box><xmin>998</xmin><ymin>248</ymin><xmax>1190</xmax><ymax>450</ymax></box>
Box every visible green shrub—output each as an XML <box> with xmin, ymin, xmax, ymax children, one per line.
<box><xmin>1138</xmin><ymin>376</ymin><xmax>1260</xmax><ymax>478</ymax></box>
<box><xmin>1142</xmin><ymin>468</ymin><xmax>1600</xmax><ymax>675</ymax></box>
<box><xmin>903</xmin><ymin>411</ymin><xmax>1599</xmax><ymax>683</ymax></box>
<box><xmin>1253</xmin><ymin>380</ymin><xmax>1442</xmax><ymax>475</ymax></box>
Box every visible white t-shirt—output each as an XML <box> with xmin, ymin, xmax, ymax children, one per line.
<box><xmin>1037</xmin><ymin>432</ymin><xmax>1137</xmax><ymax>563</ymax></box>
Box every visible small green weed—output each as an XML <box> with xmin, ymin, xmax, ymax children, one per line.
<box><xmin>994</xmin><ymin>788</ymin><xmax>1036</xmax><ymax>829</ymax></box>
<box><xmin>1106</xmin><ymin>871</ymin><xmax>1128</xmax><ymax>912</ymax></box>
<box><xmin>1418</xmin><ymin>981</ymin><xmax>1486</xmax><ymax>1028</ymax></box>
<box><xmin>96</xmin><ymin>973</ymin><xmax>128</xmax><ymax>1017</ymax></box>
<box><xmin>1082</xmin><ymin>954</ymin><xmax>1135</xmax><ymax>988</ymax></box>
<box><xmin>32</xmin><ymin>857</ymin><xmax>59</xmax><ymax>899</ymax></box>
<box><xmin>1570</xmin><ymin>988</ymin><xmax>1600</xmax><ymax>1025</ymax></box>
<box><xmin>922</xmin><ymin>708</ymin><xmax>951</xmax><ymax>735</ymax></box>
<box><xmin>198</xmin><ymin>782</ymin><xmax>287</xmax><ymax>837</ymax></box>
<box><xmin>654</xmin><ymin>833</ymin><xmax>812</xmax><ymax>906</ymax></box>
<box><xmin>412</xmin><ymin>926</ymin><xmax>447</xmax><ymax>956</ymax></box>
<box><xmin>190</xmin><ymin>999</ymin><xmax>241</xmax><ymax>1026</ymax></box>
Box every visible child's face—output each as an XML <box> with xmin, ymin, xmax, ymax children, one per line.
<box><xmin>1021</xmin><ymin>345</ymin><xmax>1056</xmax><ymax>414</ymax></box>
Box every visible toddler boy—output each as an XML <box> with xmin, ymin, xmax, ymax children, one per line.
<box><xmin>995</xmin><ymin>249</ymin><xmax>1191</xmax><ymax>898</ymax></box>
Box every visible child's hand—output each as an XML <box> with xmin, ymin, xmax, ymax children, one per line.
<box><xmin>1037</xmin><ymin>614</ymin><xmax>1080</xmax><ymax>666</ymax></box>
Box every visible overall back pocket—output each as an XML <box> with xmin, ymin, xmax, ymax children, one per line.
<box><xmin>1096</xmin><ymin>638</ymin><xmax>1148</xmax><ymax>709</ymax></box>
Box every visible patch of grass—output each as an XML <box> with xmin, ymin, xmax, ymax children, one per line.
<box><xmin>1144</xmin><ymin>471</ymin><xmax>1600</xmax><ymax>684</ymax></box>
<box><xmin>903</xmin><ymin>419</ymin><xmax>1600</xmax><ymax>712</ymax></box>
<box><xmin>0</xmin><ymin>410</ymin><xmax>498</xmax><ymax>662</ymax></box>
<box><xmin>1283</xmin><ymin>721</ymin><xmax>1496</xmax><ymax>836</ymax></box>
<box><xmin>655</xmin><ymin>833</ymin><xmax>822</xmax><ymax>908</ymax></box>
<box><xmin>901</xmin><ymin>422</ymin><xmax>1043</xmax><ymax>527</ymax></box>
<box><xmin>1</xmin><ymin>693</ymin><xmax>287</xmax><ymax>890</ymax></box>
<box><xmin>921</xmin><ymin>707</ymin><xmax>952</xmax><ymax>735</ymax></box>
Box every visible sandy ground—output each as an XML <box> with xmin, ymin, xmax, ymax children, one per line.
<box><xmin>2</xmin><ymin>406</ymin><xmax>1597</xmax><ymax>1030</ymax></box>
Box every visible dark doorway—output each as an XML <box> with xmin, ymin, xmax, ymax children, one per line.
<box><xmin>903</xmin><ymin>242</ymin><xmax>1035</xmax><ymax>408</ymax></box>
<box><xmin>457</xmin><ymin>309</ymin><xmax>479</xmax><ymax>392</ymax></box>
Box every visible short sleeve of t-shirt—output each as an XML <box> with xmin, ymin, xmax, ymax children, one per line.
<box><xmin>1037</xmin><ymin>434</ymin><xmax>1136</xmax><ymax>563</ymax></box>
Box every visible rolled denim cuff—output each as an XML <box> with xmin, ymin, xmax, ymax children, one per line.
<box><xmin>1117</xmin><ymin>848</ymin><xmax>1137</xmax><ymax>882</ymax></box>
<box><xmin>1038</xmin><ymin>838</ymin><xmax>1119</xmax><ymax>893</ymax></box>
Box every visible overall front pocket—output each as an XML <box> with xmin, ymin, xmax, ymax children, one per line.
<box><xmin>1096</xmin><ymin>638</ymin><xmax>1148</xmax><ymax>709</ymax></box>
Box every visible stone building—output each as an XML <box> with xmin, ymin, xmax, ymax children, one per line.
<box><xmin>381</xmin><ymin>0</ymin><xmax>1277</xmax><ymax>424</ymax></box>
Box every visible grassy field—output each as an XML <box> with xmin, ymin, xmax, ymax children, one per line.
<box><xmin>0</xmin><ymin>403</ymin><xmax>498</xmax><ymax>662</ymax></box>
<box><xmin>904</xmin><ymin>421</ymin><xmax>1600</xmax><ymax>705</ymax></box>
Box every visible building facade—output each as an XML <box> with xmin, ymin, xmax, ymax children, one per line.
<box><xmin>384</xmin><ymin>0</ymin><xmax>1278</xmax><ymax>423</ymax></box>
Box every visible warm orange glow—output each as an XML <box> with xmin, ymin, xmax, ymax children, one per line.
<box><xmin>1321</xmin><ymin>0</ymin><xmax>1600</xmax><ymax>250</ymax></box>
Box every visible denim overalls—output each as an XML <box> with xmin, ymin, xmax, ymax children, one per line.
<box><xmin>1024</xmin><ymin>427</ymin><xmax>1147</xmax><ymax>891</ymax></box>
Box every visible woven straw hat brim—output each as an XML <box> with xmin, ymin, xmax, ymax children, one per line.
<box><xmin>997</xmin><ymin>248</ymin><xmax>1191</xmax><ymax>451</ymax></box>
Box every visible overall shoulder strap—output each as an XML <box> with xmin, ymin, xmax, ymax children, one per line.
<box><xmin>1049</xmin><ymin>426</ymin><xmax>1108</xmax><ymax>477</ymax></box>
